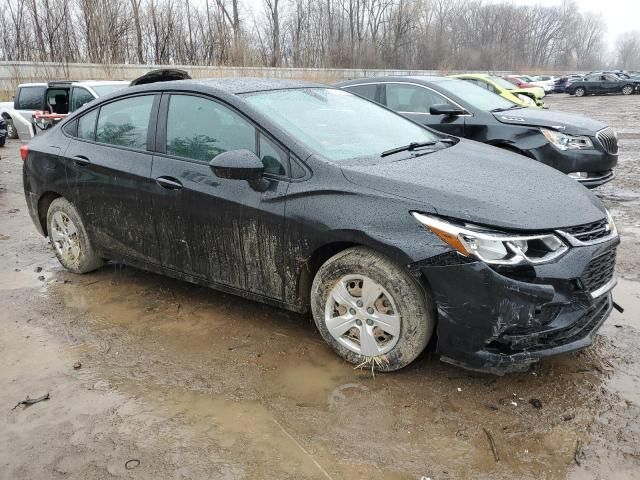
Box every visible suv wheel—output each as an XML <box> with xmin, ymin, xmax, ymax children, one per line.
<box><xmin>47</xmin><ymin>198</ymin><xmax>103</xmax><ymax>274</ymax></box>
<box><xmin>622</xmin><ymin>85</ymin><xmax>634</xmax><ymax>95</ymax></box>
<box><xmin>574</xmin><ymin>87</ymin><xmax>586</xmax><ymax>97</ymax></box>
<box><xmin>311</xmin><ymin>247</ymin><xmax>434</xmax><ymax>371</ymax></box>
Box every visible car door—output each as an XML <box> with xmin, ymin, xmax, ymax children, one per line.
<box><xmin>150</xmin><ymin>93</ymin><xmax>289</xmax><ymax>299</ymax></box>
<box><xmin>602</xmin><ymin>75</ymin><xmax>621</xmax><ymax>94</ymax></box>
<box><xmin>13</xmin><ymin>85</ymin><xmax>46</xmax><ymax>122</ymax></box>
<box><xmin>62</xmin><ymin>93</ymin><xmax>162</xmax><ymax>265</ymax></box>
<box><xmin>380</xmin><ymin>83</ymin><xmax>465</xmax><ymax>136</ymax></box>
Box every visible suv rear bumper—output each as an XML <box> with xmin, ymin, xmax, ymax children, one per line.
<box><xmin>414</xmin><ymin>236</ymin><xmax>619</xmax><ymax>374</ymax></box>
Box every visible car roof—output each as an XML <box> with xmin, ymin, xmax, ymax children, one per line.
<box><xmin>335</xmin><ymin>75</ymin><xmax>460</xmax><ymax>87</ymax></box>
<box><xmin>127</xmin><ymin>77</ymin><xmax>326</xmax><ymax>96</ymax></box>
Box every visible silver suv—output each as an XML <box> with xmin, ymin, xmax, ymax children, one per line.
<box><xmin>0</xmin><ymin>80</ymin><xmax>128</xmax><ymax>140</ymax></box>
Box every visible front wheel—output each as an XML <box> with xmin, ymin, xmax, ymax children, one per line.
<box><xmin>47</xmin><ymin>198</ymin><xmax>103</xmax><ymax>274</ymax></box>
<box><xmin>311</xmin><ymin>247</ymin><xmax>434</xmax><ymax>371</ymax></box>
<box><xmin>574</xmin><ymin>87</ymin><xmax>586</xmax><ymax>97</ymax></box>
<box><xmin>622</xmin><ymin>85</ymin><xmax>634</xmax><ymax>95</ymax></box>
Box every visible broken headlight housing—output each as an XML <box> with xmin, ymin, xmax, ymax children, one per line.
<box><xmin>412</xmin><ymin>213</ymin><xmax>568</xmax><ymax>265</ymax></box>
<box><xmin>541</xmin><ymin>128</ymin><xmax>594</xmax><ymax>150</ymax></box>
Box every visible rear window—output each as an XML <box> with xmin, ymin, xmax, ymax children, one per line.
<box><xmin>16</xmin><ymin>86</ymin><xmax>45</xmax><ymax>110</ymax></box>
<box><xmin>95</xmin><ymin>95</ymin><xmax>154</xmax><ymax>149</ymax></box>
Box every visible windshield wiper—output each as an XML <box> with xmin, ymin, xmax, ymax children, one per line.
<box><xmin>491</xmin><ymin>104</ymin><xmax>524</xmax><ymax>112</ymax></box>
<box><xmin>381</xmin><ymin>139</ymin><xmax>454</xmax><ymax>157</ymax></box>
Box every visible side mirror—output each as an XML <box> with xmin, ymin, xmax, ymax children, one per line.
<box><xmin>210</xmin><ymin>149</ymin><xmax>264</xmax><ymax>180</ymax></box>
<box><xmin>429</xmin><ymin>104</ymin><xmax>466</xmax><ymax>116</ymax></box>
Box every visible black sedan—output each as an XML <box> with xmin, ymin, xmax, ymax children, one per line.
<box><xmin>23</xmin><ymin>78</ymin><xmax>619</xmax><ymax>374</ymax></box>
<box><xmin>566</xmin><ymin>73</ymin><xmax>639</xmax><ymax>97</ymax></box>
<box><xmin>336</xmin><ymin>76</ymin><xmax>617</xmax><ymax>188</ymax></box>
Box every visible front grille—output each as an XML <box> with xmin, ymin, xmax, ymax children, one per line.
<box><xmin>596</xmin><ymin>127</ymin><xmax>618</xmax><ymax>155</ymax></box>
<box><xmin>580</xmin><ymin>249</ymin><xmax>616</xmax><ymax>293</ymax></box>
<box><xmin>562</xmin><ymin>218</ymin><xmax>610</xmax><ymax>242</ymax></box>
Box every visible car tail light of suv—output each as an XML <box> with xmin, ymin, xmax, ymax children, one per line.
<box><xmin>20</xmin><ymin>144</ymin><xmax>29</xmax><ymax>161</ymax></box>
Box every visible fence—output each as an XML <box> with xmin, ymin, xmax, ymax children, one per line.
<box><xmin>0</xmin><ymin>61</ymin><xmax>515</xmax><ymax>100</ymax></box>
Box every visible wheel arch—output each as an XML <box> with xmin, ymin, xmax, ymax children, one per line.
<box><xmin>297</xmin><ymin>239</ymin><xmax>434</xmax><ymax>311</ymax></box>
<box><xmin>37</xmin><ymin>191</ymin><xmax>63</xmax><ymax>236</ymax></box>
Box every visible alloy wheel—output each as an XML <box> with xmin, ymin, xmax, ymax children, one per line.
<box><xmin>622</xmin><ymin>85</ymin><xmax>633</xmax><ymax>95</ymax></box>
<box><xmin>324</xmin><ymin>274</ymin><xmax>401</xmax><ymax>356</ymax></box>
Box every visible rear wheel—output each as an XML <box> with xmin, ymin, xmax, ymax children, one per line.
<box><xmin>622</xmin><ymin>85</ymin><xmax>634</xmax><ymax>95</ymax></box>
<box><xmin>46</xmin><ymin>198</ymin><xmax>103</xmax><ymax>274</ymax></box>
<box><xmin>574</xmin><ymin>87</ymin><xmax>586</xmax><ymax>97</ymax></box>
<box><xmin>4</xmin><ymin>116</ymin><xmax>18</xmax><ymax>139</ymax></box>
<box><xmin>311</xmin><ymin>247</ymin><xmax>434</xmax><ymax>371</ymax></box>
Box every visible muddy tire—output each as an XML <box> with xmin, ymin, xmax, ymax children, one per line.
<box><xmin>621</xmin><ymin>85</ymin><xmax>634</xmax><ymax>96</ymax></box>
<box><xmin>46</xmin><ymin>198</ymin><xmax>103</xmax><ymax>274</ymax></box>
<box><xmin>574</xmin><ymin>87</ymin><xmax>586</xmax><ymax>97</ymax></box>
<box><xmin>4</xmin><ymin>116</ymin><xmax>18</xmax><ymax>139</ymax></box>
<box><xmin>311</xmin><ymin>247</ymin><xmax>434</xmax><ymax>371</ymax></box>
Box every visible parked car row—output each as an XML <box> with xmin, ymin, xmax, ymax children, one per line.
<box><xmin>338</xmin><ymin>75</ymin><xmax>616</xmax><ymax>188</ymax></box>
<box><xmin>22</xmin><ymin>69</ymin><xmax>621</xmax><ymax>375</ymax></box>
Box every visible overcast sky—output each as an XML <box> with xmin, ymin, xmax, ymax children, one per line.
<box><xmin>515</xmin><ymin>0</ymin><xmax>639</xmax><ymax>48</ymax></box>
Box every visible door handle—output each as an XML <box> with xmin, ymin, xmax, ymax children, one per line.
<box><xmin>156</xmin><ymin>176</ymin><xmax>183</xmax><ymax>190</ymax></box>
<box><xmin>72</xmin><ymin>155</ymin><xmax>90</xmax><ymax>166</ymax></box>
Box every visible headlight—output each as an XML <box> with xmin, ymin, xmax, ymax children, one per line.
<box><xmin>541</xmin><ymin>128</ymin><xmax>594</xmax><ymax>150</ymax></box>
<box><xmin>412</xmin><ymin>213</ymin><xmax>568</xmax><ymax>265</ymax></box>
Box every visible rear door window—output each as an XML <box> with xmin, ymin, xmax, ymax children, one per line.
<box><xmin>165</xmin><ymin>94</ymin><xmax>256</xmax><ymax>163</ymax></box>
<box><xmin>344</xmin><ymin>84</ymin><xmax>378</xmax><ymax>102</ymax></box>
<box><xmin>95</xmin><ymin>95</ymin><xmax>155</xmax><ymax>149</ymax></box>
<box><xmin>71</xmin><ymin>87</ymin><xmax>95</xmax><ymax>111</ymax></box>
<box><xmin>15</xmin><ymin>86</ymin><xmax>46</xmax><ymax>110</ymax></box>
<box><xmin>78</xmin><ymin>109</ymin><xmax>98</xmax><ymax>140</ymax></box>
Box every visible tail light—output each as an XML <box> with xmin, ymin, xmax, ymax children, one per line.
<box><xmin>20</xmin><ymin>144</ymin><xmax>29</xmax><ymax>161</ymax></box>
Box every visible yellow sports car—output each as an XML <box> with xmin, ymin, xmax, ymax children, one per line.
<box><xmin>451</xmin><ymin>73</ymin><xmax>545</xmax><ymax>108</ymax></box>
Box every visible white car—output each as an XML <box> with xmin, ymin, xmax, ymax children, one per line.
<box><xmin>0</xmin><ymin>80</ymin><xmax>128</xmax><ymax>140</ymax></box>
<box><xmin>523</xmin><ymin>75</ymin><xmax>556</xmax><ymax>93</ymax></box>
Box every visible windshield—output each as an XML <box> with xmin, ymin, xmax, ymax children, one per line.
<box><xmin>491</xmin><ymin>76</ymin><xmax>519</xmax><ymax>90</ymax></box>
<box><xmin>92</xmin><ymin>84</ymin><xmax>127</xmax><ymax>96</ymax></box>
<box><xmin>243</xmin><ymin>88</ymin><xmax>440</xmax><ymax>162</ymax></box>
<box><xmin>437</xmin><ymin>79</ymin><xmax>516</xmax><ymax>111</ymax></box>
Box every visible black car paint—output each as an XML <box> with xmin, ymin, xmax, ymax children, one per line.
<box><xmin>23</xmin><ymin>78</ymin><xmax>618</xmax><ymax>373</ymax></box>
<box><xmin>336</xmin><ymin>76</ymin><xmax>617</xmax><ymax>187</ymax></box>
<box><xmin>565</xmin><ymin>74</ymin><xmax>640</xmax><ymax>96</ymax></box>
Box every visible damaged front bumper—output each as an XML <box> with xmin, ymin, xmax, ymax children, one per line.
<box><xmin>413</xmin><ymin>235</ymin><xmax>619</xmax><ymax>374</ymax></box>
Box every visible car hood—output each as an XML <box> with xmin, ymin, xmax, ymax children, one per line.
<box><xmin>340</xmin><ymin>140</ymin><xmax>606</xmax><ymax>231</ymax></box>
<box><xmin>492</xmin><ymin>107</ymin><xmax>607</xmax><ymax>135</ymax></box>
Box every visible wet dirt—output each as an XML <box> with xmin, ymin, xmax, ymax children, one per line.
<box><xmin>1</xmin><ymin>93</ymin><xmax>640</xmax><ymax>479</ymax></box>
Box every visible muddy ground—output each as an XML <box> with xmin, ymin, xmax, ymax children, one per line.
<box><xmin>1</xmin><ymin>94</ymin><xmax>639</xmax><ymax>480</ymax></box>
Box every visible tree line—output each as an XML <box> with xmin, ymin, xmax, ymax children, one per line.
<box><xmin>1</xmin><ymin>0</ymin><xmax>639</xmax><ymax>71</ymax></box>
